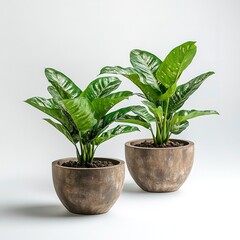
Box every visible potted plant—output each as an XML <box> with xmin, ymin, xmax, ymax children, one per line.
<box><xmin>100</xmin><ymin>41</ymin><xmax>219</xmax><ymax>192</ymax></box>
<box><xmin>25</xmin><ymin>68</ymin><xmax>142</xmax><ymax>214</ymax></box>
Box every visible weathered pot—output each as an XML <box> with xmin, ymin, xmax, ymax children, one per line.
<box><xmin>125</xmin><ymin>139</ymin><xmax>194</xmax><ymax>192</ymax></box>
<box><xmin>52</xmin><ymin>158</ymin><xmax>125</xmax><ymax>215</ymax></box>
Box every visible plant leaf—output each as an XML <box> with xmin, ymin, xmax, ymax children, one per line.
<box><xmin>156</xmin><ymin>41</ymin><xmax>197</xmax><ymax>87</ymax></box>
<box><xmin>168</xmin><ymin>72</ymin><xmax>215</xmax><ymax>113</ymax></box>
<box><xmin>172</xmin><ymin>109</ymin><xmax>219</xmax><ymax>125</ymax></box>
<box><xmin>142</xmin><ymin>100</ymin><xmax>163</xmax><ymax>120</ymax></box>
<box><xmin>117</xmin><ymin>114</ymin><xmax>151</xmax><ymax>129</ymax></box>
<box><xmin>94</xmin><ymin>125</ymin><xmax>139</xmax><ymax>145</ymax></box>
<box><xmin>159</xmin><ymin>82</ymin><xmax>177</xmax><ymax>100</ymax></box>
<box><xmin>44</xmin><ymin>118</ymin><xmax>77</xmax><ymax>144</ymax></box>
<box><xmin>91</xmin><ymin>97</ymin><xmax>129</xmax><ymax>120</ymax></box>
<box><xmin>91</xmin><ymin>106</ymin><xmax>142</xmax><ymax>138</ymax></box>
<box><xmin>81</xmin><ymin>76</ymin><xmax>121</xmax><ymax>101</ymax></box>
<box><xmin>130</xmin><ymin>49</ymin><xmax>161</xmax><ymax>90</ymax></box>
<box><xmin>100</xmin><ymin>66</ymin><xmax>161</xmax><ymax>104</ymax></box>
<box><xmin>106</xmin><ymin>91</ymin><xmax>133</xmax><ymax>99</ymax></box>
<box><xmin>45</xmin><ymin>68</ymin><xmax>82</xmax><ymax>99</ymax></box>
<box><xmin>25</xmin><ymin>97</ymin><xmax>72</xmax><ymax>131</ymax></box>
<box><xmin>131</xmin><ymin>105</ymin><xmax>155</xmax><ymax>122</ymax></box>
<box><xmin>62</xmin><ymin>96</ymin><xmax>97</xmax><ymax>133</ymax></box>
<box><xmin>171</xmin><ymin>121</ymin><xmax>189</xmax><ymax>135</ymax></box>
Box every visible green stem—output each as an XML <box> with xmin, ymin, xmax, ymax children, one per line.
<box><xmin>75</xmin><ymin>145</ymin><xmax>81</xmax><ymax>163</ymax></box>
<box><xmin>150</xmin><ymin>126</ymin><xmax>157</xmax><ymax>145</ymax></box>
<box><xmin>156</xmin><ymin>121</ymin><xmax>162</xmax><ymax>145</ymax></box>
<box><xmin>163</xmin><ymin>98</ymin><xmax>170</xmax><ymax>143</ymax></box>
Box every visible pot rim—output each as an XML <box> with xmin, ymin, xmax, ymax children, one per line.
<box><xmin>125</xmin><ymin>138</ymin><xmax>194</xmax><ymax>150</ymax></box>
<box><xmin>52</xmin><ymin>157</ymin><xmax>125</xmax><ymax>170</ymax></box>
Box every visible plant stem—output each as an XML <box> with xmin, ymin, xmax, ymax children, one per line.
<box><xmin>75</xmin><ymin>144</ymin><xmax>81</xmax><ymax>163</ymax></box>
<box><xmin>150</xmin><ymin>126</ymin><xmax>157</xmax><ymax>145</ymax></box>
<box><xmin>163</xmin><ymin>98</ymin><xmax>169</xmax><ymax>143</ymax></box>
<box><xmin>156</xmin><ymin>121</ymin><xmax>162</xmax><ymax>145</ymax></box>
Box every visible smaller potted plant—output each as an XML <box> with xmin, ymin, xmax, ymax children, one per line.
<box><xmin>100</xmin><ymin>41</ymin><xmax>219</xmax><ymax>192</ymax></box>
<box><xmin>25</xmin><ymin>68</ymin><xmax>140</xmax><ymax>214</ymax></box>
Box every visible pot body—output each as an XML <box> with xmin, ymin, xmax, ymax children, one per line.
<box><xmin>125</xmin><ymin>139</ymin><xmax>194</xmax><ymax>192</ymax></box>
<box><xmin>52</xmin><ymin>158</ymin><xmax>125</xmax><ymax>215</ymax></box>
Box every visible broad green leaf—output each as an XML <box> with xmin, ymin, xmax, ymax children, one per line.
<box><xmin>47</xmin><ymin>86</ymin><xmax>62</xmax><ymax>100</ymax></box>
<box><xmin>106</xmin><ymin>91</ymin><xmax>133</xmax><ymax>99</ymax></box>
<box><xmin>171</xmin><ymin>121</ymin><xmax>189</xmax><ymax>135</ymax></box>
<box><xmin>169</xmin><ymin>72</ymin><xmax>215</xmax><ymax>113</ymax></box>
<box><xmin>92</xmin><ymin>106</ymin><xmax>143</xmax><ymax>138</ymax></box>
<box><xmin>130</xmin><ymin>49</ymin><xmax>161</xmax><ymax>90</ymax></box>
<box><xmin>44</xmin><ymin>118</ymin><xmax>76</xmax><ymax>144</ymax></box>
<box><xmin>91</xmin><ymin>97</ymin><xmax>128</xmax><ymax>120</ymax></box>
<box><xmin>117</xmin><ymin>114</ymin><xmax>151</xmax><ymax>129</ymax></box>
<box><xmin>142</xmin><ymin>100</ymin><xmax>163</xmax><ymax>120</ymax></box>
<box><xmin>156</xmin><ymin>41</ymin><xmax>197</xmax><ymax>87</ymax></box>
<box><xmin>62</xmin><ymin>96</ymin><xmax>97</xmax><ymax>133</ymax></box>
<box><xmin>131</xmin><ymin>106</ymin><xmax>155</xmax><ymax>122</ymax></box>
<box><xmin>100</xmin><ymin>66</ymin><xmax>161</xmax><ymax>104</ymax></box>
<box><xmin>159</xmin><ymin>82</ymin><xmax>177</xmax><ymax>100</ymax></box>
<box><xmin>172</xmin><ymin>109</ymin><xmax>219</xmax><ymax>125</ymax></box>
<box><xmin>45</xmin><ymin>68</ymin><xmax>82</xmax><ymax>99</ymax></box>
<box><xmin>135</xmin><ymin>93</ymin><xmax>147</xmax><ymax>99</ymax></box>
<box><xmin>81</xmin><ymin>76</ymin><xmax>121</xmax><ymax>101</ymax></box>
<box><xmin>47</xmin><ymin>85</ymin><xmax>68</xmax><ymax>111</ymax></box>
<box><xmin>25</xmin><ymin>97</ymin><xmax>72</xmax><ymax>131</ymax></box>
<box><xmin>94</xmin><ymin>125</ymin><xmax>139</xmax><ymax>145</ymax></box>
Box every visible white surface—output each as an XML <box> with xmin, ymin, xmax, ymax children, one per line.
<box><xmin>0</xmin><ymin>0</ymin><xmax>239</xmax><ymax>239</ymax></box>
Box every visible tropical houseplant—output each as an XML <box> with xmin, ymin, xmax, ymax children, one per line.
<box><xmin>25</xmin><ymin>68</ymin><xmax>142</xmax><ymax>214</ymax></box>
<box><xmin>100</xmin><ymin>41</ymin><xmax>219</xmax><ymax>192</ymax></box>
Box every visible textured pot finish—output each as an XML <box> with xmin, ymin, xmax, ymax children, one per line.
<box><xmin>125</xmin><ymin>139</ymin><xmax>194</xmax><ymax>192</ymax></box>
<box><xmin>52</xmin><ymin>158</ymin><xmax>125</xmax><ymax>215</ymax></box>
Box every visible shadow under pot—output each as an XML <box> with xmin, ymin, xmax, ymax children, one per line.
<box><xmin>125</xmin><ymin>139</ymin><xmax>194</xmax><ymax>193</ymax></box>
<box><xmin>52</xmin><ymin>158</ymin><xmax>125</xmax><ymax>215</ymax></box>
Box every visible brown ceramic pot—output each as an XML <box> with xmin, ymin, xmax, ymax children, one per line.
<box><xmin>52</xmin><ymin>158</ymin><xmax>125</xmax><ymax>215</ymax></box>
<box><xmin>125</xmin><ymin>139</ymin><xmax>194</xmax><ymax>192</ymax></box>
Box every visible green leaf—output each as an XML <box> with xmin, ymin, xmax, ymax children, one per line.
<box><xmin>130</xmin><ymin>49</ymin><xmax>161</xmax><ymax>90</ymax></box>
<box><xmin>62</xmin><ymin>96</ymin><xmax>97</xmax><ymax>133</ymax></box>
<box><xmin>169</xmin><ymin>72</ymin><xmax>215</xmax><ymax>113</ymax></box>
<box><xmin>172</xmin><ymin>109</ymin><xmax>219</xmax><ymax>125</ymax></box>
<box><xmin>47</xmin><ymin>85</ymin><xmax>68</xmax><ymax>110</ymax></box>
<box><xmin>45</xmin><ymin>68</ymin><xmax>82</xmax><ymax>99</ymax></box>
<box><xmin>131</xmin><ymin>105</ymin><xmax>155</xmax><ymax>122</ymax></box>
<box><xmin>159</xmin><ymin>82</ymin><xmax>177</xmax><ymax>100</ymax></box>
<box><xmin>106</xmin><ymin>91</ymin><xmax>133</xmax><ymax>99</ymax></box>
<box><xmin>44</xmin><ymin>118</ymin><xmax>76</xmax><ymax>144</ymax></box>
<box><xmin>47</xmin><ymin>85</ymin><xmax>62</xmax><ymax>100</ymax></box>
<box><xmin>91</xmin><ymin>97</ymin><xmax>128</xmax><ymax>120</ymax></box>
<box><xmin>171</xmin><ymin>121</ymin><xmax>189</xmax><ymax>135</ymax></box>
<box><xmin>156</xmin><ymin>41</ymin><xmax>197</xmax><ymax>87</ymax></box>
<box><xmin>100</xmin><ymin>66</ymin><xmax>161</xmax><ymax>104</ymax></box>
<box><xmin>94</xmin><ymin>125</ymin><xmax>139</xmax><ymax>145</ymax></box>
<box><xmin>142</xmin><ymin>100</ymin><xmax>163</xmax><ymax>120</ymax></box>
<box><xmin>117</xmin><ymin>114</ymin><xmax>151</xmax><ymax>129</ymax></box>
<box><xmin>92</xmin><ymin>106</ymin><xmax>142</xmax><ymax>138</ymax></box>
<box><xmin>81</xmin><ymin>76</ymin><xmax>121</xmax><ymax>101</ymax></box>
<box><xmin>25</xmin><ymin>97</ymin><xmax>72</xmax><ymax>131</ymax></box>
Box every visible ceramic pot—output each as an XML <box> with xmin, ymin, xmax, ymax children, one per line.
<box><xmin>125</xmin><ymin>139</ymin><xmax>194</xmax><ymax>192</ymax></box>
<box><xmin>52</xmin><ymin>158</ymin><xmax>125</xmax><ymax>215</ymax></box>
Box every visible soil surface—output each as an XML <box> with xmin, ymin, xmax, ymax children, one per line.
<box><xmin>134</xmin><ymin>140</ymin><xmax>186</xmax><ymax>148</ymax></box>
<box><xmin>61</xmin><ymin>160</ymin><xmax>115</xmax><ymax>168</ymax></box>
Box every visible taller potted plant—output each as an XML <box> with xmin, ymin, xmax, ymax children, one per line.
<box><xmin>25</xmin><ymin>68</ymin><xmax>144</xmax><ymax>214</ymax></box>
<box><xmin>101</xmin><ymin>41</ymin><xmax>219</xmax><ymax>192</ymax></box>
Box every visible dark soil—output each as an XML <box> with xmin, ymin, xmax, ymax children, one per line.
<box><xmin>61</xmin><ymin>160</ymin><xmax>115</xmax><ymax>168</ymax></box>
<box><xmin>135</xmin><ymin>140</ymin><xmax>186</xmax><ymax>148</ymax></box>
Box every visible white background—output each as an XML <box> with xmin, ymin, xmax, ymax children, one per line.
<box><xmin>0</xmin><ymin>0</ymin><xmax>239</xmax><ymax>239</ymax></box>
